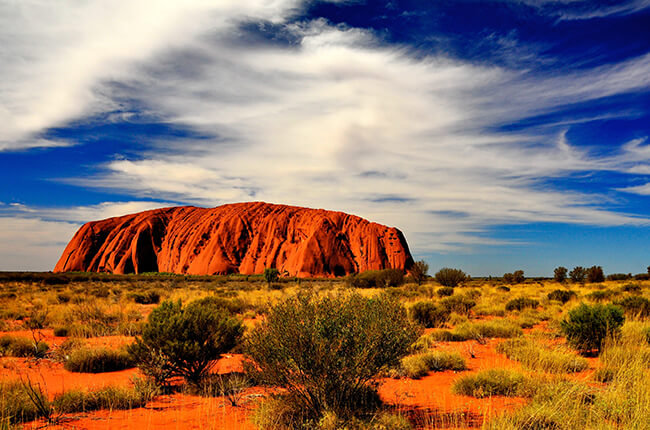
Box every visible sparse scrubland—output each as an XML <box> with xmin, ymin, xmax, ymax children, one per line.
<box><xmin>0</xmin><ymin>270</ymin><xmax>649</xmax><ymax>429</ymax></box>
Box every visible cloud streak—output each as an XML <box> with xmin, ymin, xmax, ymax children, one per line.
<box><xmin>1</xmin><ymin>0</ymin><xmax>649</xmax><ymax>260</ymax></box>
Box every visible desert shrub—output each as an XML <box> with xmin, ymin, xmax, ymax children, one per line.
<box><xmin>569</xmin><ymin>267</ymin><xmax>586</xmax><ymax>283</ymax></box>
<box><xmin>586</xmin><ymin>289</ymin><xmax>615</xmax><ymax>301</ymax></box>
<box><xmin>554</xmin><ymin>267</ymin><xmax>568</xmax><ymax>283</ymax></box>
<box><xmin>547</xmin><ymin>290</ymin><xmax>577</xmax><ymax>304</ymax></box>
<box><xmin>634</xmin><ymin>273</ymin><xmax>650</xmax><ymax>280</ymax></box>
<box><xmin>607</xmin><ymin>273</ymin><xmax>632</xmax><ymax>281</ymax></box>
<box><xmin>561</xmin><ymin>304</ymin><xmax>624</xmax><ymax>354</ymax></box>
<box><xmin>437</xmin><ymin>287</ymin><xmax>454</xmax><ymax>297</ymax></box>
<box><xmin>64</xmin><ymin>347</ymin><xmax>135</xmax><ymax>373</ymax></box>
<box><xmin>622</xmin><ymin>283</ymin><xmax>642</xmax><ymax>293</ymax></box>
<box><xmin>410</xmin><ymin>260</ymin><xmax>429</xmax><ymax>286</ymax></box>
<box><xmin>348</xmin><ymin>269</ymin><xmax>406</xmax><ymax>288</ymax></box>
<box><xmin>263</xmin><ymin>268</ymin><xmax>280</xmax><ymax>285</ymax></box>
<box><xmin>52</xmin><ymin>381</ymin><xmax>156</xmax><ymax>413</ymax></box>
<box><xmin>452</xmin><ymin>369</ymin><xmax>533</xmax><ymax>398</ymax></box>
<box><xmin>53</xmin><ymin>326</ymin><xmax>69</xmax><ymax>337</ymax></box>
<box><xmin>185</xmin><ymin>296</ymin><xmax>249</xmax><ymax>315</ymax></box>
<box><xmin>128</xmin><ymin>298</ymin><xmax>243</xmax><ymax>386</ymax></box>
<box><xmin>128</xmin><ymin>290</ymin><xmax>161</xmax><ymax>304</ymax></box>
<box><xmin>497</xmin><ymin>285</ymin><xmax>511</xmax><ymax>292</ymax></box>
<box><xmin>410</xmin><ymin>301</ymin><xmax>450</xmax><ymax>328</ymax></box>
<box><xmin>90</xmin><ymin>286</ymin><xmax>111</xmax><ymax>298</ymax></box>
<box><xmin>434</xmin><ymin>268</ymin><xmax>467</xmax><ymax>287</ymax></box>
<box><xmin>400</xmin><ymin>351</ymin><xmax>466</xmax><ymax>379</ymax></box>
<box><xmin>586</xmin><ymin>266</ymin><xmax>605</xmax><ymax>283</ymax></box>
<box><xmin>245</xmin><ymin>292</ymin><xmax>420</xmax><ymax>422</ymax></box>
<box><xmin>439</xmin><ymin>295</ymin><xmax>476</xmax><ymax>315</ymax></box>
<box><xmin>505</xmin><ymin>297</ymin><xmax>539</xmax><ymax>312</ymax></box>
<box><xmin>503</xmin><ymin>270</ymin><xmax>525</xmax><ymax>284</ymax></box>
<box><xmin>615</xmin><ymin>296</ymin><xmax>650</xmax><ymax>318</ymax></box>
<box><xmin>0</xmin><ymin>335</ymin><xmax>48</xmax><ymax>358</ymax></box>
<box><xmin>496</xmin><ymin>337</ymin><xmax>588</xmax><ymax>373</ymax></box>
<box><xmin>0</xmin><ymin>380</ymin><xmax>48</xmax><ymax>424</ymax></box>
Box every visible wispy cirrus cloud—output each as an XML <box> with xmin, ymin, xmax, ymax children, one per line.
<box><xmin>1</xmin><ymin>0</ymin><xmax>649</xmax><ymax>261</ymax></box>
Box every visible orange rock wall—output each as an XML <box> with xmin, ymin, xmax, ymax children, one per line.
<box><xmin>54</xmin><ymin>202</ymin><xmax>413</xmax><ymax>277</ymax></box>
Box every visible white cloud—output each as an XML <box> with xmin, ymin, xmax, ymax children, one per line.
<box><xmin>2</xmin><ymin>0</ymin><xmax>650</xmax><ymax>262</ymax></box>
<box><xmin>618</xmin><ymin>183</ymin><xmax>650</xmax><ymax>196</ymax></box>
<box><xmin>0</xmin><ymin>217</ymin><xmax>79</xmax><ymax>271</ymax></box>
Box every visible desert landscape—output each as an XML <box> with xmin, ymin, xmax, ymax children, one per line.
<box><xmin>1</xmin><ymin>252</ymin><xmax>649</xmax><ymax>428</ymax></box>
<box><xmin>2</xmin><ymin>1</ymin><xmax>649</xmax><ymax>429</ymax></box>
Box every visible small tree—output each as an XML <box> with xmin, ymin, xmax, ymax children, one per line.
<box><xmin>128</xmin><ymin>298</ymin><xmax>243</xmax><ymax>386</ymax></box>
<box><xmin>561</xmin><ymin>303</ymin><xmax>624</xmax><ymax>354</ymax></box>
<box><xmin>586</xmin><ymin>266</ymin><xmax>605</xmax><ymax>283</ymax></box>
<box><xmin>410</xmin><ymin>260</ymin><xmax>429</xmax><ymax>286</ymax></box>
<box><xmin>263</xmin><ymin>267</ymin><xmax>279</xmax><ymax>285</ymax></box>
<box><xmin>244</xmin><ymin>292</ymin><xmax>420</xmax><ymax>422</ymax></box>
<box><xmin>554</xmin><ymin>266</ymin><xmax>568</xmax><ymax>283</ymax></box>
<box><xmin>569</xmin><ymin>266</ymin><xmax>586</xmax><ymax>283</ymax></box>
<box><xmin>435</xmin><ymin>268</ymin><xmax>467</xmax><ymax>287</ymax></box>
<box><xmin>503</xmin><ymin>270</ymin><xmax>524</xmax><ymax>284</ymax></box>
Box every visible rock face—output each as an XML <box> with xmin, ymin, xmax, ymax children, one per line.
<box><xmin>54</xmin><ymin>202</ymin><xmax>413</xmax><ymax>277</ymax></box>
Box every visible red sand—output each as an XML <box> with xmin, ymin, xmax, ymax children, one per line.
<box><xmin>1</xmin><ymin>324</ymin><xmax>601</xmax><ymax>429</ymax></box>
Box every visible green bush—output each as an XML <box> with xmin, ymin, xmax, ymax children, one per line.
<box><xmin>64</xmin><ymin>347</ymin><xmax>135</xmax><ymax>373</ymax></box>
<box><xmin>554</xmin><ymin>266</ymin><xmax>568</xmax><ymax>283</ymax></box>
<box><xmin>263</xmin><ymin>268</ymin><xmax>280</xmax><ymax>285</ymax></box>
<box><xmin>245</xmin><ymin>292</ymin><xmax>420</xmax><ymax>423</ymax></box>
<box><xmin>439</xmin><ymin>295</ymin><xmax>476</xmax><ymax>315</ymax></box>
<box><xmin>436</xmin><ymin>287</ymin><xmax>454</xmax><ymax>297</ymax></box>
<box><xmin>0</xmin><ymin>336</ymin><xmax>48</xmax><ymax>358</ymax></box>
<box><xmin>547</xmin><ymin>290</ymin><xmax>577</xmax><ymax>304</ymax></box>
<box><xmin>128</xmin><ymin>298</ymin><xmax>243</xmax><ymax>386</ymax></box>
<box><xmin>452</xmin><ymin>369</ymin><xmax>533</xmax><ymax>398</ymax></box>
<box><xmin>348</xmin><ymin>269</ymin><xmax>405</xmax><ymax>288</ymax></box>
<box><xmin>505</xmin><ymin>297</ymin><xmax>539</xmax><ymax>312</ymax></box>
<box><xmin>561</xmin><ymin>304</ymin><xmax>624</xmax><ymax>354</ymax></box>
<box><xmin>53</xmin><ymin>326</ymin><xmax>69</xmax><ymax>337</ymax></box>
<box><xmin>434</xmin><ymin>268</ymin><xmax>467</xmax><ymax>287</ymax></box>
<box><xmin>586</xmin><ymin>266</ymin><xmax>605</xmax><ymax>283</ymax></box>
<box><xmin>569</xmin><ymin>267</ymin><xmax>586</xmax><ymax>283</ymax></box>
<box><xmin>410</xmin><ymin>260</ymin><xmax>429</xmax><ymax>286</ymax></box>
<box><xmin>615</xmin><ymin>296</ymin><xmax>650</xmax><ymax>318</ymax></box>
<box><xmin>503</xmin><ymin>270</ymin><xmax>525</xmax><ymax>284</ymax></box>
<box><xmin>410</xmin><ymin>301</ymin><xmax>450</xmax><ymax>328</ymax></box>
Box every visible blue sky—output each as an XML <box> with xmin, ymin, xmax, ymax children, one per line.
<box><xmin>1</xmin><ymin>0</ymin><xmax>649</xmax><ymax>276</ymax></box>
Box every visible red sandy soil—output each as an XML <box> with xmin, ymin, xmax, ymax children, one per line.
<box><xmin>1</xmin><ymin>325</ymin><xmax>601</xmax><ymax>429</ymax></box>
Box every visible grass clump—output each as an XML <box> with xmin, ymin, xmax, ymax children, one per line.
<box><xmin>52</xmin><ymin>380</ymin><xmax>157</xmax><ymax>413</ymax></box>
<box><xmin>496</xmin><ymin>337</ymin><xmax>588</xmax><ymax>373</ymax></box>
<box><xmin>547</xmin><ymin>290</ymin><xmax>576</xmax><ymax>304</ymax></box>
<box><xmin>400</xmin><ymin>351</ymin><xmax>466</xmax><ymax>378</ymax></box>
<box><xmin>410</xmin><ymin>301</ymin><xmax>449</xmax><ymax>328</ymax></box>
<box><xmin>452</xmin><ymin>369</ymin><xmax>535</xmax><ymax>398</ymax></box>
<box><xmin>64</xmin><ymin>346</ymin><xmax>135</xmax><ymax>373</ymax></box>
<box><xmin>615</xmin><ymin>295</ymin><xmax>650</xmax><ymax>318</ymax></box>
<box><xmin>436</xmin><ymin>287</ymin><xmax>454</xmax><ymax>297</ymax></box>
<box><xmin>0</xmin><ymin>381</ymin><xmax>47</xmax><ymax>425</ymax></box>
<box><xmin>439</xmin><ymin>295</ymin><xmax>476</xmax><ymax>315</ymax></box>
<box><xmin>0</xmin><ymin>335</ymin><xmax>48</xmax><ymax>358</ymax></box>
<box><xmin>505</xmin><ymin>297</ymin><xmax>539</xmax><ymax>312</ymax></box>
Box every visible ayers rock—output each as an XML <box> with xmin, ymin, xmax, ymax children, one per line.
<box><xmin>54</xmin><ymin>202</ymin><xmax>413</xmax><ymax>277</ymax></box>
